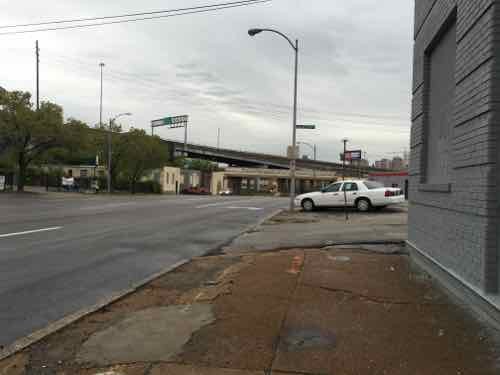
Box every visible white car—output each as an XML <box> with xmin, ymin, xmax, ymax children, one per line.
<box><xmin>295</xmin><ymin>180</ymin><xmax>405</xmax><ymax>212</ymax></box>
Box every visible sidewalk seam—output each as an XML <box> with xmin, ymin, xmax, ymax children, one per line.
<box><xmin>266</xmin><ymin>250</ymin><xmax>306</xmax><ymax>375</ymax></box>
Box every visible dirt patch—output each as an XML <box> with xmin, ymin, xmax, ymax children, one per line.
<box><xmin>175</xmin><ymin>251</ymin><xmax>304</xmax><ymax>371</ymax></box>
<box><xmin>0</xmin><ymin>353</ymin><xmax>28</xmax><ymax>375</ymax></box>
<box><xmin>263</xmin><ymin>211</ymin><xmax>320</xmax><ymax>225</ymax></box>
<box><xmin>13</xmin><ymin>255</ymin><xmax>243</xmax><ymax>375</ymax></box>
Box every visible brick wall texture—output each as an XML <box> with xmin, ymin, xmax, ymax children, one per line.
<box><xmin>409</xmin><ymin>0</ymin><xmax>500</xmax><ymax>293</ymax></box>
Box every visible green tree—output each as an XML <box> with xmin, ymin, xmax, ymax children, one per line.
<box><xmin>43</xmin><ymin>118</ymin><xmax>93</xmax><ymax>165</ymax></box>
<box><xmin>118</xmin><ymin>129</ymin><xmax>168</xmax><ymax>193</ymax></box>
<box><xmin>0</xmin><ymin>91</ymin><xmax>66</xmax><ymax>191</ymax></box>
<box><xmin>0</xmin><ymin>90</ymin><xmax>90</xmax><ymax>191</ymax></box>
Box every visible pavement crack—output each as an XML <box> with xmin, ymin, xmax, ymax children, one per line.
<box><xmin>267</xmin><ymin>250</ymin><xmax>305</xmax><ymax>374</ymax></box>
<box><xmin>302</xmin><ymin>283</ymin><xmax>438</xmax><ymax>306</ymax></box>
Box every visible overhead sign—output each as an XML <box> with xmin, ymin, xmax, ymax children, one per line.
<box><xmin>342</xmin><ymin>150</ymin><xmax>363</xmax><ymax>161</ymax></box>
<box><xmin>296</xmin><ymin>124</ymin><xmax>316</xmax><ymax>130</ymax></box>
<box><xmin>151</xmin><ymin>115</ymin><xmax>188</xmax><ymax>129</ymax></box>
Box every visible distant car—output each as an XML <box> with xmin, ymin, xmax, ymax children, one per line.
<box><xmin>219</xmin><ymin>189</ymin><xmax>233</xmax><ymax>196</ymax></box>
<box><xmin>182</xmin><ymin>186</ymin><xmax>211</xmax><ymax>195</ymax></box>
<box><xmin>295</xmin><ymin>180</ymin><xmax>404</xmax><ymax>212</ymax></box>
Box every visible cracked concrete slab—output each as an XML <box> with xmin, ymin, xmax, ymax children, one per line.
<box><xmin>225</xmin><ymin>206</ymin><xmax>407</xmax><ymax>253</ymax></box>
<box><xmin>301</xmin><ymin>249</ymin><xmax>445</xmax><ymax>303</ymax></box>
<box><xmin>77</xmin><ymin>304</ymin><xmax>214</xmax><ymax>366</ymax></box>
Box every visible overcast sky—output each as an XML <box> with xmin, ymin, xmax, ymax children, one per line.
<box><xmin>0</xmin><ymin>0</ymin><xmax>413</xmax><ymax>163</ymax></box>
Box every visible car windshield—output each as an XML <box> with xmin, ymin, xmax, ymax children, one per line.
<box><xmin>364</xmin><ymin>181</ymin><xmax>385</xmax><ymax>190</ymax></box>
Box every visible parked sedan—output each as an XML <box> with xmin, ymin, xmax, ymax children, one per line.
<box><xmin>295</xmin><ymin>180</ymin><xmax>405</xmax><ymax>212</ymax></box>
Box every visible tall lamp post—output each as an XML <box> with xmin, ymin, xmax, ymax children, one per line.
<box><xmin>249</xmin><ymin>28</ymin><xmax>299</xmax><ymax>212</ymax></box>
<box><xmin>107</xmin><ymin>112</ymin><xmax>132</xmax><ymax>193</ymax></box>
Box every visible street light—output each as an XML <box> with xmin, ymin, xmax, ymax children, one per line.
<box><xmin>249</xmin><ymin>28</ymin><xmax>299</xmax><ymax>212</ymax></box>
<box><xmin>107</xmin><ymin>112</ymin><xmax>132</xmax><ymax>193</ymax></box>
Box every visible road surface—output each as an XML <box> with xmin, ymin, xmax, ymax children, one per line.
<box><xmin>0</xmin><ymin>193</ymin><xmax>286</xmax><ymax>348</ymax></box>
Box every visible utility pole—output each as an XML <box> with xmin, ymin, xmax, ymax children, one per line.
<box><xmin>99</xmin><ymin>62</ymin><xmax>105</xmax><ymax>128</ymax></box>
<box><xmin>289</xmin><ymin>38</ymin><xmax>299</xmax><ymax>212</ymax></box>
<box><xmin>36</xmin><ymin>41</ymin><xmax>40</xmax><ymax>111</ymax></box>
<box><xmin>342</xmin><ymin>138</ymin><xmax>348</xmax><ymax>181</ymax></box>
<box><xmin>342</xmin><ymin>138</ymin><xmax>349</xmax><ymax>221</ymax></box>
<box><xmin>184</xmin><ymin>121</ymin><xmax>188</xmax><ymax>156</ymax></box>
<box><xmin>107</xmin><ymin>118</ymin><xmax>112</xmax><ymax>194</ymax></box>
<box><xmin>217</xmin><ymin>128</ymin><xmax>221</xmax><ymax>149</ymax></box>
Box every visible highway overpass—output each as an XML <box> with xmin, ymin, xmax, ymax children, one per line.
<box><xmin>162</xmin><ymin>139</ymin><xmax>383</xmax><ymax>175</ymax></box>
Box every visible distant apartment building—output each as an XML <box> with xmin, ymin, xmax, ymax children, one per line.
<box><xmin>391</xmin><ymin>157</ymin><xmax>405</xmax><ymax>171</ymax></box>
<box><xmin>350</xmin><ymin>159</ymin><xmax>369</xmax><ymax>168</ymax></box>
<box><xmin>408</xmin><ymin>0</ymin><xmax>500</xmax><ymax>321</ymax></box>
<box><xmin>374</xmin><ymin>158</ymin><xmax>392</xmax><ymax>170</ymax></box>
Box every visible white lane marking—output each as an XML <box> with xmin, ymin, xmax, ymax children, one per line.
<box><xmin>195</xmin><ymin>199</ymin><xmax>268</xmax><ymax>209</ymax></box>
<box><xmin>196</xmin><ymin>203</ymin><xmax>225</xmax><ymax>209</ymax></box>
<box><xmin>226</xmin><ymin>206</ymin><xmax>264</xmax><ymax>211</ymax></box>
<box><xmin>0</xmin><ymin>226</ymin><xmax>63</xmax><ymax>239</ymax></box>
<box><xmin>80</xmin><ymin>202</ymin><xmax>137</xmax><ymax>210</ymax></box>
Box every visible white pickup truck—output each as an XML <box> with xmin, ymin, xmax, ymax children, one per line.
<box><xmin>295</xmin><ymin>180</ymin><xmax>405</xmax><ymax>212</ymax></box>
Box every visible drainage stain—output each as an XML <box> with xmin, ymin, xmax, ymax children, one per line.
<box><xmin>283</xmin><ymin>329</ymin><xmax>337</xmax><ymax>351</ymax></box>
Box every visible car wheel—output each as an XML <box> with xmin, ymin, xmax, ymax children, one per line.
<box><xmin>302</xmin><ymin>199</ymin><xmax>315</xmax><ymax>212</ymax></box>
<box><xmin>356</xmin><ymin>198</ymin><xmax>371</xmax><ymax>212</ymax></box>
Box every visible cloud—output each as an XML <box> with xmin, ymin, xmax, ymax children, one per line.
<box><xmin>0</xmin><ymin>0</ymin><xmax>414</xmax><ymax>163</ymax></box>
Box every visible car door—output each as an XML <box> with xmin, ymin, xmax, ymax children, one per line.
<box><xmin>316</xmin><ymin>182</ymin><xmax>343</xmax><ymax>206</ymax></box>
<box><xmin>342</xmin><ymin>182</ymin><xmax>359</xmax><ymax>206</ymax></box>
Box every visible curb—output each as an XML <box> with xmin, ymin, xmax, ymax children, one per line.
<box><xmin>203</xmin><ymin>208</ymin><xmax>284</xmax><ymax>256</ymax></box>
<box><xmin>0</xmin><ymin>207</ymin><xmax>284</xmax><ymax>362</ymax></box>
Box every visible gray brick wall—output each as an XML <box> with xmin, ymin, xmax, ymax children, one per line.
<box><xmin>409</xmin><ymin>0</ymin><xmax>499</xmax><ymax>294</ymax></box>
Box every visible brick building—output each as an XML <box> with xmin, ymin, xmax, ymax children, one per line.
<box><xmin>408</xmin><ymin>0</ymin><xmax>500</xmax><ymax>318</ymax></box>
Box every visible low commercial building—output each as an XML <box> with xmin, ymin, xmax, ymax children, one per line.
<box><xmin>211</xmin><ymin>167</ymin><xmax>340</xmax><ymax>196</ymax></box>
<box><xmin>160</xmin><ymin>166</ymin><xmax>182</xmax><ymax>194</ymax></box>
<box><xmin>368</xmin><ymin>171</ymin><xmax>409</xmax><ymax>200</ymax></box>
<box><xmin>60</xmin><ymin>165</ymin><xmax>106</xmax><ymax>178</ymax></box>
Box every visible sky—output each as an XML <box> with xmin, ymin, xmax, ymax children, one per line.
<box><xmin>0</xmin><ymin>0</ymin><xmax>414</xmax><ymax>164</ymax></box>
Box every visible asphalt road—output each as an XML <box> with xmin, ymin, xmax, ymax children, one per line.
<box><xmin>0</xmin><ymin>193</ymin><xmax>286</xmax><ymax>348</ymax></box>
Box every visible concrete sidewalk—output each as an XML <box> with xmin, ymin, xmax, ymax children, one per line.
<box><xmin>2</xmin><ymin>243</ymin><xmax>499</xmax><ymax>374</ymax></box>
<box><xmin>225</xmin><ymin>204</ymin><xmax>408</xmax><ymax>253</ymax></box>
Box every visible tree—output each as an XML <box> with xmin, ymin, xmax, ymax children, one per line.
<box><xmin>44</xmin><ymin>118</ymin><xmax>93</xmax><ymax>165</ymax></box>
<box><xmin>0</xmin><ymin>90</ymin><xmax>88</xmax><ymax>191</ymax></box>
<box><xmin>118</xmin><ymin>129</ymin><xmax>168</xmax><ymax>193</ymax></box>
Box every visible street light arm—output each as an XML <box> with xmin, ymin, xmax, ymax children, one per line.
<box><xmin>258</xmin><ymin>28</ymin><xmax>297</xmax><ymax>51</ymax></box>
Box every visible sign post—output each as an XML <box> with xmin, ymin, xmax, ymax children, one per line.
<box><xmin>151</xmin><ymin>115</ymin><xmax>189</xmax><ymax>155</ymax></box>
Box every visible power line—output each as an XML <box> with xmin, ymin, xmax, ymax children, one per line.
<box><xmin>0</xmin><ymin>0</ymin><xmax>271</xmax><ymax>36</ymax></box>
<box><xmin>0</xmin><ymin>0</ymin><xmax>266</xmax><ymax>29</ymax></box>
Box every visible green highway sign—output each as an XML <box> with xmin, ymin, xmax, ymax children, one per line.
<box><xmin>296</xmin><ymin>124</ymin><xmax>316</xmax><ymax>130</ymax></box>
<box><xmin>151</xmin><ymin>115</ymin><xmax>188</xmax><ymax>128</ymax></box>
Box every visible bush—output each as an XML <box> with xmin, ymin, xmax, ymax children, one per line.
<box><xmin>133</xmin><ymin>180</ymin><xmax>162</xmax><ymax>194</ymax></box>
